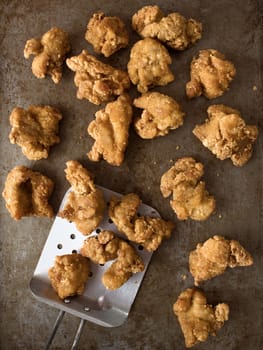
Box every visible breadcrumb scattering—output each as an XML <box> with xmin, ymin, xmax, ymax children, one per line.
<box><xmin>85</xmin><ymin>12</ymin><xmax>129</xmax><ymax>57</ymax></box>
<box><xmin>133</xmin><ymin>92</ymin><xmax>185</xmax><ymax>139</ymax></box>
<box><xmin>9</xmin><ymin>105</ymin><xmax>62</xmax><ymax>160</ymax></box>
<box><xmin>193</xmin><ymin>104</ymin><xmax>259</xmax><ymax>166</ymax></box>
<box><xmin>24</xmin><ymin>27</ymin><xmax>71</xmax><ymax>84</ymax></box>
<box><xmin>127</xmin><ymin>38</ymin><xmax>174</xmax><ymax>93</ymax></box>
<box><xmin>66</xmin><ymin>50</ymin><xmax>130</xmax><ymax>104</ymax></box>
<box><xmin>87</xmin><ymin>94</ymin><xmax>133</xmax><ymax>166</ymax></box>
<box><xmin>160</xmin><ymin>157</ymin><xmax>215</xmax><ymax>221</ymax></box>
<box><xmin>186</xmin><ymin>49</ymin><xmax>236</xmax><ymax>99</ymax></box>
<box><xmin>189</xmin><ymin>235</ymin><xmax>253</xmax><ymax>285</ymax></box>
<box><xmin>58</xmin><ymin>160</ymin><xmax>105</xmax><ymax>235</ymax></box>
<box><xmin>132</xmin><ymin>5</ymin><xmax>202</xmax><ymax>50</ymax></box>
<box><xmin>48</xmin><ymin>254</ymin><xmax>90</xmax><ymax>299</ymax></box>
<box><xmin>108</xmin><ymin>193</ymin><xmax>175</xmax><ymax>251</ymax></box>
<box><xmin>173</xmin><ymin>288</ymin><xmax>229</xmax><ymax>348</ymax></box>
<box><xmin>81</xmin><ymin>230</ymin><xmax>144</xmax><ymax>290</ymax></box>
<box><xmin>2</xmin><ymin>166</ymin><xmax>54</xmax><ymax>220</ymax></box>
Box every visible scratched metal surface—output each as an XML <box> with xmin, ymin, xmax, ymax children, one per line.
<box><xmin>0</xmin><ymin>0</ymin><xmax>262</xmax><ymax>349</ymax></box>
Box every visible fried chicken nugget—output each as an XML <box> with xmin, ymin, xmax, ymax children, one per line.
<box><xmin>81</xmin><ymin>230</ymin><xmax>145</xmax><ymax>290</ymax></box>
<box><xmin>186</xmin><ymin>49</ymin><xmax>236</xmax><ymax>99</ymax></box>
<box><xmin>58</xmin><ymin>160</ymin><xmax>105</xmax><ymax>235</ymax></box>
<box><xmin>132</xmin><ymin>5</ymin><xmax>202</xmax><ymax>50</ymax></box>
<box><xmin>133</xmin><ymin>92</ymin><xmax>185</xmax><ymax>139</ymax></box>
<box><xmin>108</xmin><ymin>193</ymin><xmax>175</xmax><ymax>251</ymax></box>
<box><xmin>2</xmin><ymin>166</ymin><xmax>54</xmax><ymax>220</ymax></box>
<box><xmin>66</xmin><ymin>50</ymin><xmax>130</xmax><ymax>105</ymax></box>
<box><xmin>127</xmin><ymin>38</ymin><xmax>174</xmax><ymax>93</ymax></box>
<box><xmin>160</xmin><ymin>157</ymin><xmax>215</xmax><ymax>221</ymax></box>
<box><xmin>173</xmin><ymin>288</ymin><xmax>229</xmax><ymax>348</ymax></box>
<box><xmin>189</xmin><ymin>235</ymin><xmax>253</xmax><ymax>286</ymax></box>
<box><xmin>87</xmin><ymin>94</ymin><xmax>133</xmax><ymax>166</ymax></box>
<box><xmin>85</xmin><ymin>12</ymin><xmax>129</xmax><ymax>57</ymax></box>
<box><xmin>24</xmin><ymin>27</ymin><xmax>70</xmax><ymax>84</ymax></box>
<box><xmin>193</xmin><ymin>104</ymin><xmax>259</xmax><ymax>166</ymax></box>
<box><xmin>9</xmin><ymin>105</ymin><xmax>62</xmax><ymax>160</ymax></box>
<box><xmin>48</xmin><ymin>254</ymin><xmax>90</xmax><ymax>299</ymax></box>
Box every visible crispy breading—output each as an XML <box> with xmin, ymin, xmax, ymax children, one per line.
<box><xmin>9</xmin><ymin>105</ymin><xmax>62</xmax><ymax>160</ymax></box>
<box><xmin>127</xmin><ymin>38</ymin><xmax>174</xmax><ymax>93</ymax></box>
<box><xmin>58</xmin><ymin>160</ymin><xmax>105</xmax><ymax>235</ymax></box>
<box><xmin>132</xmin><ymin>5</ymin><xmax>202</xmax><ymax>50</ymax></box>
<box><xmin>160</xmin><ymin>157</ymin><xmax>215</xmax><ymax>221</ymax></box>
<box><xmin>48</xmin><ymin>254</ymin><xmax>90</xmax><ymax>299</ymax></box>
<box><xmin>87</xmin><ymin>94</ymin><xmax>133</xmax><ymax>166</ymax></box>
<box><xmin>24</xmin><ymin>27</ymin><xmax>70</xmax><ymax>84</ymax></box>
<box><xmin>193</xmin><ymin>104</ymin><xmax>259</xmax><ymax>166</ymax></box>
<box><xmin>108</xmin><ymin>193</ymin><xmax>175</xmax><ymax>251</ymax></box>
<box><xmin>2</xmin><ymin>166</ymin><xmax>54</xmax><ymax>220</ymax></box>
<box><xmin>85</xmin><ymin>12</ymin><xmax>129</xmax><ymax>57</ymax></box>
<box><xmin>66</xmin><ymin>50</ymin><xmax>130</xmax><ymax>105</ymax></box>
<box><xmin>133</xmin><ymin>92</ymin><xmax>184</xmax><ymax>138</ymax></box>
<box><xmin>189</xmin><ymin>235</ymin><xmax>253</xmax><ymax>285</ymax></box>
<box><xmin>173</xmin><ymin>288</ymin><xmax>229</xmax><ymax>348</ymax></box>
<box><xmin>186</xmin><ymin>49</ymin><xmax>236</xmax><ymax>99</ymax></box>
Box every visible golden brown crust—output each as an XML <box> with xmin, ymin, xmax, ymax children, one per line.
<box><xmin>48</xmin><ymin>254</ymin><xmax>90</xmax><ymax>299</ymax></box>
<box><xmin>173</xmin><ymin>288</ymin><xmax>229</xmax><ymax>348</ymax></box>
<box><xmin>87</xmin><ymin>94</ymin><xmax>133</xmax><ymax>166</ymax></box>
<box><xmin>2</xmin><ymin>166</ymin><xmax>54</xmax><ymax>220</ymax></box>
<box><xmin>24</xmin><ymin>27</ymin><xmax>70</xmax><ymax>83</ymax></box>
<box><xmin>9</xmin><ymin>105</ymin><xmax>62</xmax><ymax>160</ymax></box>
<box><xmin>66</xmin><ymin>50</ymin><xmax>130</xmax><ymax>104</ymax></box>
<box><xmin>85</xmin><ymin>12</ymin><xmax>129</xmax><ymax>57</ymax></box>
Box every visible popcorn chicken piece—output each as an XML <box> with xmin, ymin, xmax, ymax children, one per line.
<box><xmin>9</xmin><ymin>105</ymin><xmax>62</xmax><ymax>160</ymax></box>
<box><xmin>133</xmin><ymin>92</ymin><xmax>184</xmax><ymax>139</ymax></box>
<box><xmin>66</xmin><ymin>50</ymin><xmax>130</xmax><ymax>105</ymax></box>
<box><xmin>108</xmin><ymin>193</ymin><xmax>175</xmax><ymax>251</ymax></box>
<box><xmin>48</xmin><ymin>254</ymin><xmax>90</xmax><ymax>299</ymax></box>
<box><xmin>24</xmin><ymin>27</ymin><xmax>70</xmax><ymax>84</ymax></box>
<box><xmin>87</xmin><ymin>94</ymin><xmax>133</xmax><ymax>166</ymax></box>
<box><xmin>160</xmin><ymin>157</ymin><xmax>215</xmax><ymax>221</ymax></box>
<box><xmin>2</xmin><ymin>166</ymin><xmax>54</xmax><ymax>220</ymax></box>
<box><xmin>85</xmin><ymin>12</ymin><xmax>129</xmax><ymax>57</ymax></box>
<box><xmin>193</xmin><ymin>105</ymin><xmax>259</xmax><ymax>166</ymax></box>
<box><xmin>58</xmin><ymin>160</ymin><xmax>105</xmax><ymax>235</ymax></box>
<box><xmin>186</xmin><ymin>49</ymin><xmax>236</xmax><ymax>99</ymax></box>
<box><xmin>127</xmin><ymin>38</ymin><xmax>174</xmax><ymax>93</ymax></box>
<box><xmin>81</xmin><ymin>230</ymin><xmax>145</xmax><ymax>290</ymax></box>
<box><xmin>132</xmin><ymin>5</ymin><xmax>202</xmax><ymax>51</ymax></box>
<box><xmin>173</xmin><ymin>288</ymin><xmax>229</xmax><ymax>348</ymax></box>
<box><xmin>189</xmin><ymin>235</ymin><xmax>253</xmax><ymax>286</ymax></box>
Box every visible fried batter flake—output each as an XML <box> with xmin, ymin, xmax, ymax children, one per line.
<box><xmin>133</xmin><ymin>92</ymin><xmax>185</xmax><ymax>139</ymax></box>
<box><xmin>189</xmin><ymin>235</ymin><xmax>253</xmax><ymax>286</ymax></box>
<box><xmin>2</xmin><ymin>166</ymin><xmax>54</xmax><ymax>220</ymax></box>
<box><xmin>24</xmin><ymin>27</ymin><xmax>70</xmax><ymax>84</ymax></box>
<box><xmin>9</xmin><ymin>105</ymin><xmax>62</xmax><ymax>160</ymax></box>
<box><xmin>108</xmin><ymin>193</ymin><xmax>175</xmax><ymax>251</ymax></box>
<box><xmin>132</xmin><ymin>5</ymin><xmax>202</xmax><ymax>50</ymax></box>
<box><xmin>193</xmin><ymin>104</ymin><xmax>259</xmax><ymax>166</ymax></box>
<box><xmin>186</xmin><ymin>49</ymin><xmax>236</xmax><ymax>99</ymax></box>
<box><xmin>127</xmin><ymin>38</ymin><xmax>174</xmax><ymax>93</ymax></box>
<box><xmin>87</xmin><ymin>94</ymin><xmax>133</xmax><ymax>166</ymax></box>
<box><xmin>66</xmin><ymin>50</ymin><xmax>130</xmax><ymax>105</ymax></box>
<box><xmin>173</xmin><ymin>288</ymin><xmax>229</xmax><ymax>348</ymax></box>
<box><xmin>160</xmin><ymin>157</ymin><xmax>215</xmax><ymax>221</ymax></box>
<box><xmin>58</xmin><ymin>160</ymin><xmax>105</xmax><ymax>235</ymax></box>
<box><xmin>85</xmin><ymin>12</ymin><xmax>129</xmax><ymax>57</ymax></box>
<box><xmin>48</xmin><ymin>254</ymin><xmax>90</xmax><ymax>299</ymax></box>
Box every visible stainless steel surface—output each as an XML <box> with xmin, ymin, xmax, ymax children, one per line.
<box><xmin>0</xmin><ymin>0</ymin><xmax>263</xmax><ymax>349</ymax></box>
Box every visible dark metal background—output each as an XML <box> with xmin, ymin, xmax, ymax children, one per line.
<box><xmin>0</xmin><ymin>0</ymin><xmax>262</xmax><ymax>349</ymax></box>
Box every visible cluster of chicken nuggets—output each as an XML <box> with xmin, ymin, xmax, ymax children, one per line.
<box><xmin>2</xmin><ymin>4</ymin><xmax>258</xmax><ymax>348</ymax></box>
